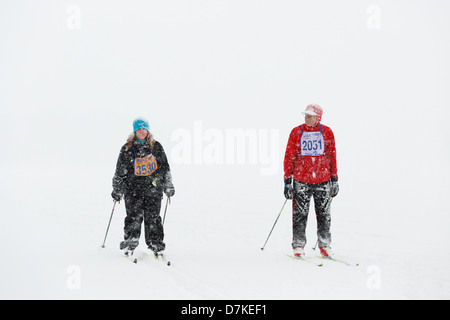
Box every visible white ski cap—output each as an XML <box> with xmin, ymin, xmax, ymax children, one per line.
<box><xmin>301</xmin><ymin>104</ymin><xmax>323</xmax><ymax>116</ymax></box>
<box><xmin>303</xmin><ymin>109</ymin><xmax>319</xmax><ymax>116</ymax></box>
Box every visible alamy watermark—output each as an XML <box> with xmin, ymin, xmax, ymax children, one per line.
<box><xmin>366</xmin><ymin>265</ymin><xmax>381</xmax><ymax>290</ymax></box>
<box><xmin>66</xmin><ymin>265</ymin><xmax>81</xmax><ymax>290</ymax></box>
<box><xmin>171</xmin><ymin>121</ymin><xmax>281</xmax><ymax>175</ymax></box>
<box><xmin>366</xmin><ymin>5</ymin><xmax>381</xmax><ymax>30</ymax></box>
<box><xmin>67</xmin><ymin>5</ymin><xmax>81</xmax><ymax>30</ymax></box>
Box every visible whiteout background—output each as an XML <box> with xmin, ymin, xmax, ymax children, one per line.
<box><xmin>1</xmin><ymin>0</ymin><xmax>449</xmax><ymax>299</ymax></box>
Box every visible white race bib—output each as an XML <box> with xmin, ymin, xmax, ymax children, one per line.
<box><xmin>300</xmin><ymin>131</ymin><xmax>325</xmax><ymax>156</ymax></box>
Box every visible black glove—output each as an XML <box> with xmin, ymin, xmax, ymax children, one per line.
<box><xmin>111</xmin><ymin>190</ymin><xmax>123</xmax><ymax>202</ymax></box>
<box><xmin>284</xmin><ymin>178</ymin><xmax>293</xmax><ymax>200</ymax></box>
<box><xmin>330</xmin><ymin>177</ymin><xmax>339</xmax><ymax>197</ymax></box>
<box><xmin>163</xmin><ymin>171</ymin><xmax>175</xmax><ymax>198</ymax></box>
<box><xmin>164</xmin><ymin>185</ymin><xmax>175</xmax><ymax>198</ymax></box>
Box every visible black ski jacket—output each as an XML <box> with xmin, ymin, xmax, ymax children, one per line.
<box><xmin>113</xmin><ymin>139</ymin><xmax>172</xmax><ymax>197</ymax></box>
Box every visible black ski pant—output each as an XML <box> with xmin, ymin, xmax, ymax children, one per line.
<box><xmin>292</xmin><ymin>180</ymin><xmax>332</xmax><ymax>249</ymax></box>
<box><xmin>123</xmin><ymin>191</ymin><xmax>164</xmax><ymax>250</ymax></box>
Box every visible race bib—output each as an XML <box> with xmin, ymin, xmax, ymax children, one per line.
<box><xmin>134</xmin><ymin>155</ymin><xmax>158</xmax><ymax>176</ymax></box>
<box><xmin>300</xmin><ymin>131</ymin><xmax>325</xmax><ymax>156</ymax></box>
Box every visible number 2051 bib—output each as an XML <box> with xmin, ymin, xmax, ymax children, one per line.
<box><xmin>300</xmin><ymin>130</ymin><xmax>325</xmax><ymax>156</ymax></box>
<box><xmin>134</xmin><ymin>155</ymin><xmax>158</xmax><ymax>176</ymax></box>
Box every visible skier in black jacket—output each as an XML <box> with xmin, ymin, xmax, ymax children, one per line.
<box><xmin>112</xmin><ymin>117</ymin><xmax>175</xmax><ymax>254</ymax></box>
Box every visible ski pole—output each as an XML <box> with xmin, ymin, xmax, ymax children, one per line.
<box><xmin>162</xmin><ymin>196</ymin><xmax>170</xmax><ymax>226</ymax></box>
<box><xmin>312</xmin><ymin>239</ymin><xmax>318</xmax><ymax>251</ymax></box>
<box><xmin>261</xmin><ymin>198</ymin><xmax>289</xmax><ymax>251</ymax></box>
<box><xmin>102</xmin><ymin>200</ymin><xmax>117</xmax><ymax>248</ymax></box>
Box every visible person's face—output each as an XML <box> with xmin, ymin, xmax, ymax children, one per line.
<box><xmin>135</xmin><ymin>129</ymin><xmax>148</xmax><ymax>140</ymax></box>
<box><xmin>305</xmin><ymin>114</ymin><xmax>319</xmax><ymax>127</ymax></box>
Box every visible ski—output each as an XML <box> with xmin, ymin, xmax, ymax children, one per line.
<box><xmin>288</xmin><ymin>255</ymin><xmax>323</xmax><ymax>267</ymax></box>
<box><xmin>121</xmin><ymin>247</ymin><xmax>171</xmax><ymax>266</ymax></box>
<box><xmin>124</xmin><ymin>250</ymin><xmax>138</xmax><ymax>264</ymax></box>
<box><xmin>321</xmin><ymin>256</ymin><xmax>358</xmax><ymax>267</ymax></box>
<box><xmin>153</xmin><ymin>252</ymin><xmax>171</xmax><ymax>266</ymax></box>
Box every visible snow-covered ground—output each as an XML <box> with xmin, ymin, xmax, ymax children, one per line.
<box><xmin>1</xmin><ymin>0</ymin><xmax>450</xmax><ymax>300</ymax></box>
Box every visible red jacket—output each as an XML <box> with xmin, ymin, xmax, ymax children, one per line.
<box><xmin>284</xmin><ymin>123</ymin><xmax>338</xmax><ymax>184</ymax></box>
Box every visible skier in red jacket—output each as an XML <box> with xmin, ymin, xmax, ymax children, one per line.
<box><xmin>283</xmin><ymin>104</ymin><xmax>339</xmax><ymax>258</ymax></box>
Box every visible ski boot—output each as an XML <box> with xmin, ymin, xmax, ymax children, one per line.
<box><xmin>120</xmin><ymin>238</ymin><xmax>139</xmax><ymax>256</ymax></box>
<box><xmin>319</xmin><ymin>246</ymin><xmax>334</xmax><ymax>258</ymax></box>
<box><xmin>148</xmin><ymin>242</ymin><xmax>165</xmax><ymax>257</ymax></box>
<box><xmin>293</xmin><ymin>247</ymin><xmax>305</xmax><ymax>258</ymax></box>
